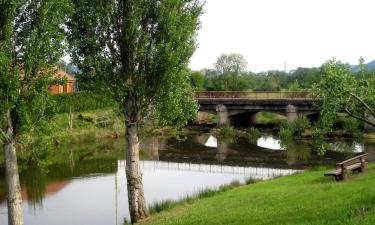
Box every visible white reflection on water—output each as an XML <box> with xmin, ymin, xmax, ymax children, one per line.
<box><xmin>205</xmin><ymin>135</ymin><xmax>218</xmax><ymax>148</ymax></box>
<box><xmin>257</xmin><ymin>136</ymin><xmax>285</xmax><ymax>151</ymax></box>
<box><xmin>329</xmin><ymin>142</ymin><xmax>364</xmax><ymax>153</ymax></box>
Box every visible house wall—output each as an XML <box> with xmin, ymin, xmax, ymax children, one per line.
<box><xmin>49</xmin><ymin>81</ymin><xmax>75</xmax><ymax>94</ymax></box>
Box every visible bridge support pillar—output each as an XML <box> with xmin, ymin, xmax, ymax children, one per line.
<box><xmin>216</xmin><ymin>104</ymin><xmax>230</xmax><ymax>127</ymax></box>
<box><xmin>364</xmin><ymin>112</ymin><xmax>375</xmax><ymax>131</ymax></box>
<box><xmin>286</xmin><ymin>104</ymin><xmax>298</xmax><ymax>122</ymax></box>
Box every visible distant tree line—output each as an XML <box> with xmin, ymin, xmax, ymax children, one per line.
<box><xmin>189</xmin><ymin>53</ymin><xmax>340</xmax><ymax>92</ymax></box>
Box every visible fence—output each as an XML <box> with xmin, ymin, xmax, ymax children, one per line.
<box><xmin>195</xmin><ymin>91</ymin><xmax>312</xmax><ymax>100</ymax></box>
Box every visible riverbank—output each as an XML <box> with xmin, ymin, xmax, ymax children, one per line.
<box><xmin>139</xmin><ymin>164</ymin><xmax>375</xmax><ymax>225</ymax></box>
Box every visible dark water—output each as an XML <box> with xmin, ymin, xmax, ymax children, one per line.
<box><xmin>0</xmin><ymin>134</ymin><xmax>374</xmax><ymax>225</ymax></box>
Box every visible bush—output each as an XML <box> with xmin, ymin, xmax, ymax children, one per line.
<box><xmin>278</xmin><ymin>126</ymin><xmax>293</xmax><ymax>139</ymax></box>
<box><xmin>219</xmin><ymin>126</ymin><xmax>234</xmax><ymax>137</ymax></box>
<box><xmin>279</xmin><ymin>116</ymin><xmax>311</xmax><ymax>139</ymax></box>
<box><xmin>293</xmin><ymin>116</ymin><xmax>311</xmax><ymax>136</ymax></box>
<box><xmin>334</xmin><ymin>115</ymin><xmax>362</xmax><ymax>137</ymax></box>
<box><xmin>248</xmin><ymin>127</ymin><xmax>261</xmax><ymax>138</ymax></box>
<box><xmin>51</xmin><ymin>92</ymin><xmax>117</xmax><ymax>113</ymax></box>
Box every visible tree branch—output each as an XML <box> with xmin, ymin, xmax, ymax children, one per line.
<box><xmin>350</xmin><ymin>92</ymin><xmax>375</xmax><ymax>116</ymax></box>
<box><xmin>345</xmin><ymin>108</ymin><xmax>375</xmax><ymax>127</ymax></box>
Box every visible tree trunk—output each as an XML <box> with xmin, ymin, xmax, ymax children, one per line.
<box><xmin>125</xmin><ymin>120</ymin><xmax>149</xmax><ymax>223</ymax></box>
<box><xmin>68</xmin><ymin>106</ymin><xmax>73</xmax><ymax>130</ymax></box>
<box><xmin>3</xmin><ymin>110</ymin><xmax>24</xmax><ymax>225</ymax></box>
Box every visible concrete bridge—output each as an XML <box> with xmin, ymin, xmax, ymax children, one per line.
<box><xmin>196</xmin><ymin>91</ymin><xmax>319</xmax><ymax>126</ymax></box>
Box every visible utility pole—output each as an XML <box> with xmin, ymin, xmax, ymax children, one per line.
<box><xmin>283</xmin><ymin>61</ymin><xmax>288</xmax><ymax>73</ymax></box>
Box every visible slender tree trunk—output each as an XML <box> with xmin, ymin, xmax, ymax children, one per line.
<box><xmin>3</xmin><ymin>110</ymin><xmax>24</xmax><ymax>225</ymax></box>
<box><xmin>68</xmin><ymin>106</ymin><xmax>73</xmax><ymax>130</ymax></box>
<box><xmin>124</xmin><ymin>119</ymin><xmax>149</xmax><ymax>223</ymax></box>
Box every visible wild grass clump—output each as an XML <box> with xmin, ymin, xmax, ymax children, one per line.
<box><xmin>278</xmin><ymin>126</ymin><xmax>293</xmax><ymax>140</ymax></box>
<box><xmin>245</xmin><ymin>177</ymin><xmax>263</xmax><ymax>185</ymax></box>
<box><xmin>248</xmin><ymin>127</ymin><xmax>261</xmax><ymax>138</ymax></box>
<box><xmin>149</xmin><ymin>200</ymin><xmax>176</xmax><ymax>214</ymax></box>
<box><xmin>218</xmin><ymin>126</ymin><xmax>235</xmax><ymax>137</ymax></box>
<box><xmin>148</xmin><ymin>179</ymin><xmax>242</xmax><ymax>216</ymax></box>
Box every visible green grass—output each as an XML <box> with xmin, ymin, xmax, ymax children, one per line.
<box><xmin>47</xmin><ymin>108</ymin><xmax>124</xmax><ymax>142</ymax></box>
<box><xmin>148</xmin><ymin>180</ymin><xmax>242</xmax><ymax>215</ymax></box>
<box><xmin>140</xmin><ymin>165</ymin><xmax>375</xmax><ymax>225</ymax></box>
<box><xmin>256</xmin><ymin>112</ymin><xmax>286</xmax><ymax>126</ymax></box>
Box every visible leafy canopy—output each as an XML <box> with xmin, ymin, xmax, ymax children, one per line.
<box><xmin>312</xmin><ymin>58</ymin><xmax>375</xmax><ymax>153</ymax></box>
<box><xmin>0</xmin><ymin>0</ymin><xmax>72</xmax><ymax>140</ymax></box>
<box><xmin>68</xmin><ymin>0</ymin><xmax>203</xmax><ymax>127</ymax></box>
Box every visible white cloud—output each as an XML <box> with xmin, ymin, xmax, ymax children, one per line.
<box><xmin>189</xmin><ymin>0</ymin><xmax>375</xmax><ymax>72</ymax></box>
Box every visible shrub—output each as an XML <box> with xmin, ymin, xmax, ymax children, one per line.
<box><xmin>248</xmin><ymin>127</ymin><xmax>261</xmax><ymax>138</ymax></box>
<box><xmin>219</xmin><ymin>126</ymin><xmax>234</xmax><ymax>137</ymax></box>
<box><xmin>51</xmin><ymin>92</ymin><xmax>117</xmax><ymax>113</ymax></box>
<box><xmin>334</xmin><ymin>115</ymin><xmax>362</xmax><ymax>137</ymax></box>
<box><xmin>278</xmin><ymin>126</ymin><xmax>293</xmax><ymax>140</ymax></box>
<box><xmin>293</xmin><ymin>116</ymin><xmax>311</xmax><ymax>136</ymax></box>
<box><xmin>279</xmin><ymin>116</ymin><xmax>311</xmax><ymax>139</ymax></box>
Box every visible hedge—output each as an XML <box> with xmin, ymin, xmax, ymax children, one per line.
<box><xmin>51</xmin><ymin>92</ymin><xmax>117</xmax><ymax>113</ymax></box>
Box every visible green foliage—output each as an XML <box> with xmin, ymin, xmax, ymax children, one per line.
<box><xmin>203</xmin><ymin>63</ymin><xmax>321</xmax><ymax>92</ymax></box>
<box><xmin>312</xmin><ymin>58</ymin><xmax>375</xmax><ymax>153</ymax></box>
<box><xmin>51</xmin><ymin>92</ymin><xmax>117</xmax><ymax>113</ymax></box>
<box><xmin>248</xmin><ymin>127</ymin><xmax>261</xmax><ymax>138</ymax></box>
<box><xmin>215</xmin><ymin>53</ymin><xmax>248</xmax><ymax>74</ymax></box>
<box><xmin>287</xmin><ymin>80</ymin><xmax>301</xmax><ymax>92</ymax></box>
<box><xmin>256</xmin><ymin>112</ymin><xmax>285</xmax><ymax>126</ymax></box>
<box><xmin>190</xmin><ymin>71</ymin><xmax>205</xmax><ymax>90</ymax></box>
<box><xmin>334</xmin><ymin>115</ymin><xmax>362</xmax><ymax>138</ymax></box>
<box><xmin>293</xmin><ymin>116</ymin><xmax>311</xmax><ymax>136</ymax></box>
<box><xmin>279</xmin><ymin>116</ymin><xmax>311</xmax><ymax>139</ymax></box>
<box><xmin>1</xmin><ymin>0</ymin><xmax>72</xmax><ymax>138</ymax></box>
<box><xmin>278</xmin><ymin>126</ymin><xmax>293</xmax><ymax>140</ymax></box>
<box><xmin>218</xmin><ymin>126</ymin><xmax>235</xmax><ymax>137</ymax></box>
<box><xmin>152</xmin><ymin>70</ymin><xmax>199</xmax><ymax>128</ymax></box>
<box><xmin>68</xmin><ymin>0</ymin><xmax>203</xmax><ymax>128</ymax></box>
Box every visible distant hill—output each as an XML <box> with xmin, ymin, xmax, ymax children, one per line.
<box><xmin>350</xmin><ymin>59</ymin><xmax>375</xmax><ymax>72</ymax></box>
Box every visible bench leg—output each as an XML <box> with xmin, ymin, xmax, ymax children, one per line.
<box><xmin>339</xmin><ymin>172</ymin><xmax>347</xmax><ymax>181</ymax></box>
<box><xmin>361</xmin><ymin>161</ymin><xmax>366</xmax><ymax>173</ymax></box>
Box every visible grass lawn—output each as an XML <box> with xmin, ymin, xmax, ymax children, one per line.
<box><xmin>140</xmin><ymin>164</ymin><xmax>375</xmax><ymax>225</ymax></box>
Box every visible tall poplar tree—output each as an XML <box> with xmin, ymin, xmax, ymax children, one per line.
<box><xmin>68</xmin><ymin>0</ymin><xmax>203</xmax><ymax>222</ymax></box>
<box><xmin>0</xmin><ymin>1</ymin><xmax>71</xmax><ymax>224</ymax></box>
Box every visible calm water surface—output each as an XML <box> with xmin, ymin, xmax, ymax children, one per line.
<box><xmin>0</xmin><ymin>133</ymin><xmax>374</xmax><ymax>225</ymax></box>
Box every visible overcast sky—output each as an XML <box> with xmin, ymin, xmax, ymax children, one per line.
<box><xmin>189</xmin><ymin>0</ymin><xmax>375</xmax><ymax>72</ymax></box>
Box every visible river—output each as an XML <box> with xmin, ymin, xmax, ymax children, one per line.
<box><xmin>0</xmin><ymin>133</ymin><xmax>374</xmax><ymax>224</ymax></box>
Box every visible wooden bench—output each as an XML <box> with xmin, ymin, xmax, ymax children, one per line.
<box><xmin>324</xmin><ymin>153</ymin><xmax>369</xmax><ymax>181</ymax></box>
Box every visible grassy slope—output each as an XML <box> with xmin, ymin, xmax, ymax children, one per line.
<box><xmin>49</xmin><ymin>108</ymin><xmax>124</xmax><ymax>140</ymax></box>
<box><xmin>141</xmin><ymin>165</ymin><xmax>375</xmax><ymax>225</ymax></box>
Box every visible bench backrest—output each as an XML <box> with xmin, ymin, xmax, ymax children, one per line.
<box><xmin>337</xmin><ymin>153</ymin><xmax>369</xmax><ymax>168</ymax></box>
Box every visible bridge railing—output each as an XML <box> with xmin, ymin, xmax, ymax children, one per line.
<box><xmin>195</xmin><ymin>91</ymin><xmax>312</xmax><ymax>100</ymax></box>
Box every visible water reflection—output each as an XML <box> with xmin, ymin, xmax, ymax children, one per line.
<box><xmin>329</xmin><ymin>142</ymin><xmax>364</xmax><ymax>153</ymax></box>
<box><xmin>0</xmin><ymin>133</ymin><xmax>374</xmax><ymax>225</ymax></box>
<box><xmin>205</xmin><ymin>135</ymin><xmax>217</xmax><ymax>148</ymax></box>
<box><xmin>257</xmin><ymin>136</ymin><xmax>285</xmax><ymax>151</ymax></box>
<box><xmin>1</xmin><ymin>159</ymin><xmax>296</xmax><ymax>225</ymax></box>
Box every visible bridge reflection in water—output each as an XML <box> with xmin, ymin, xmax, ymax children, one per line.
<box><xmin>122</xmin><ymin>161</ymin><xmax>301</xmax><ymax>180</ymax></box>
